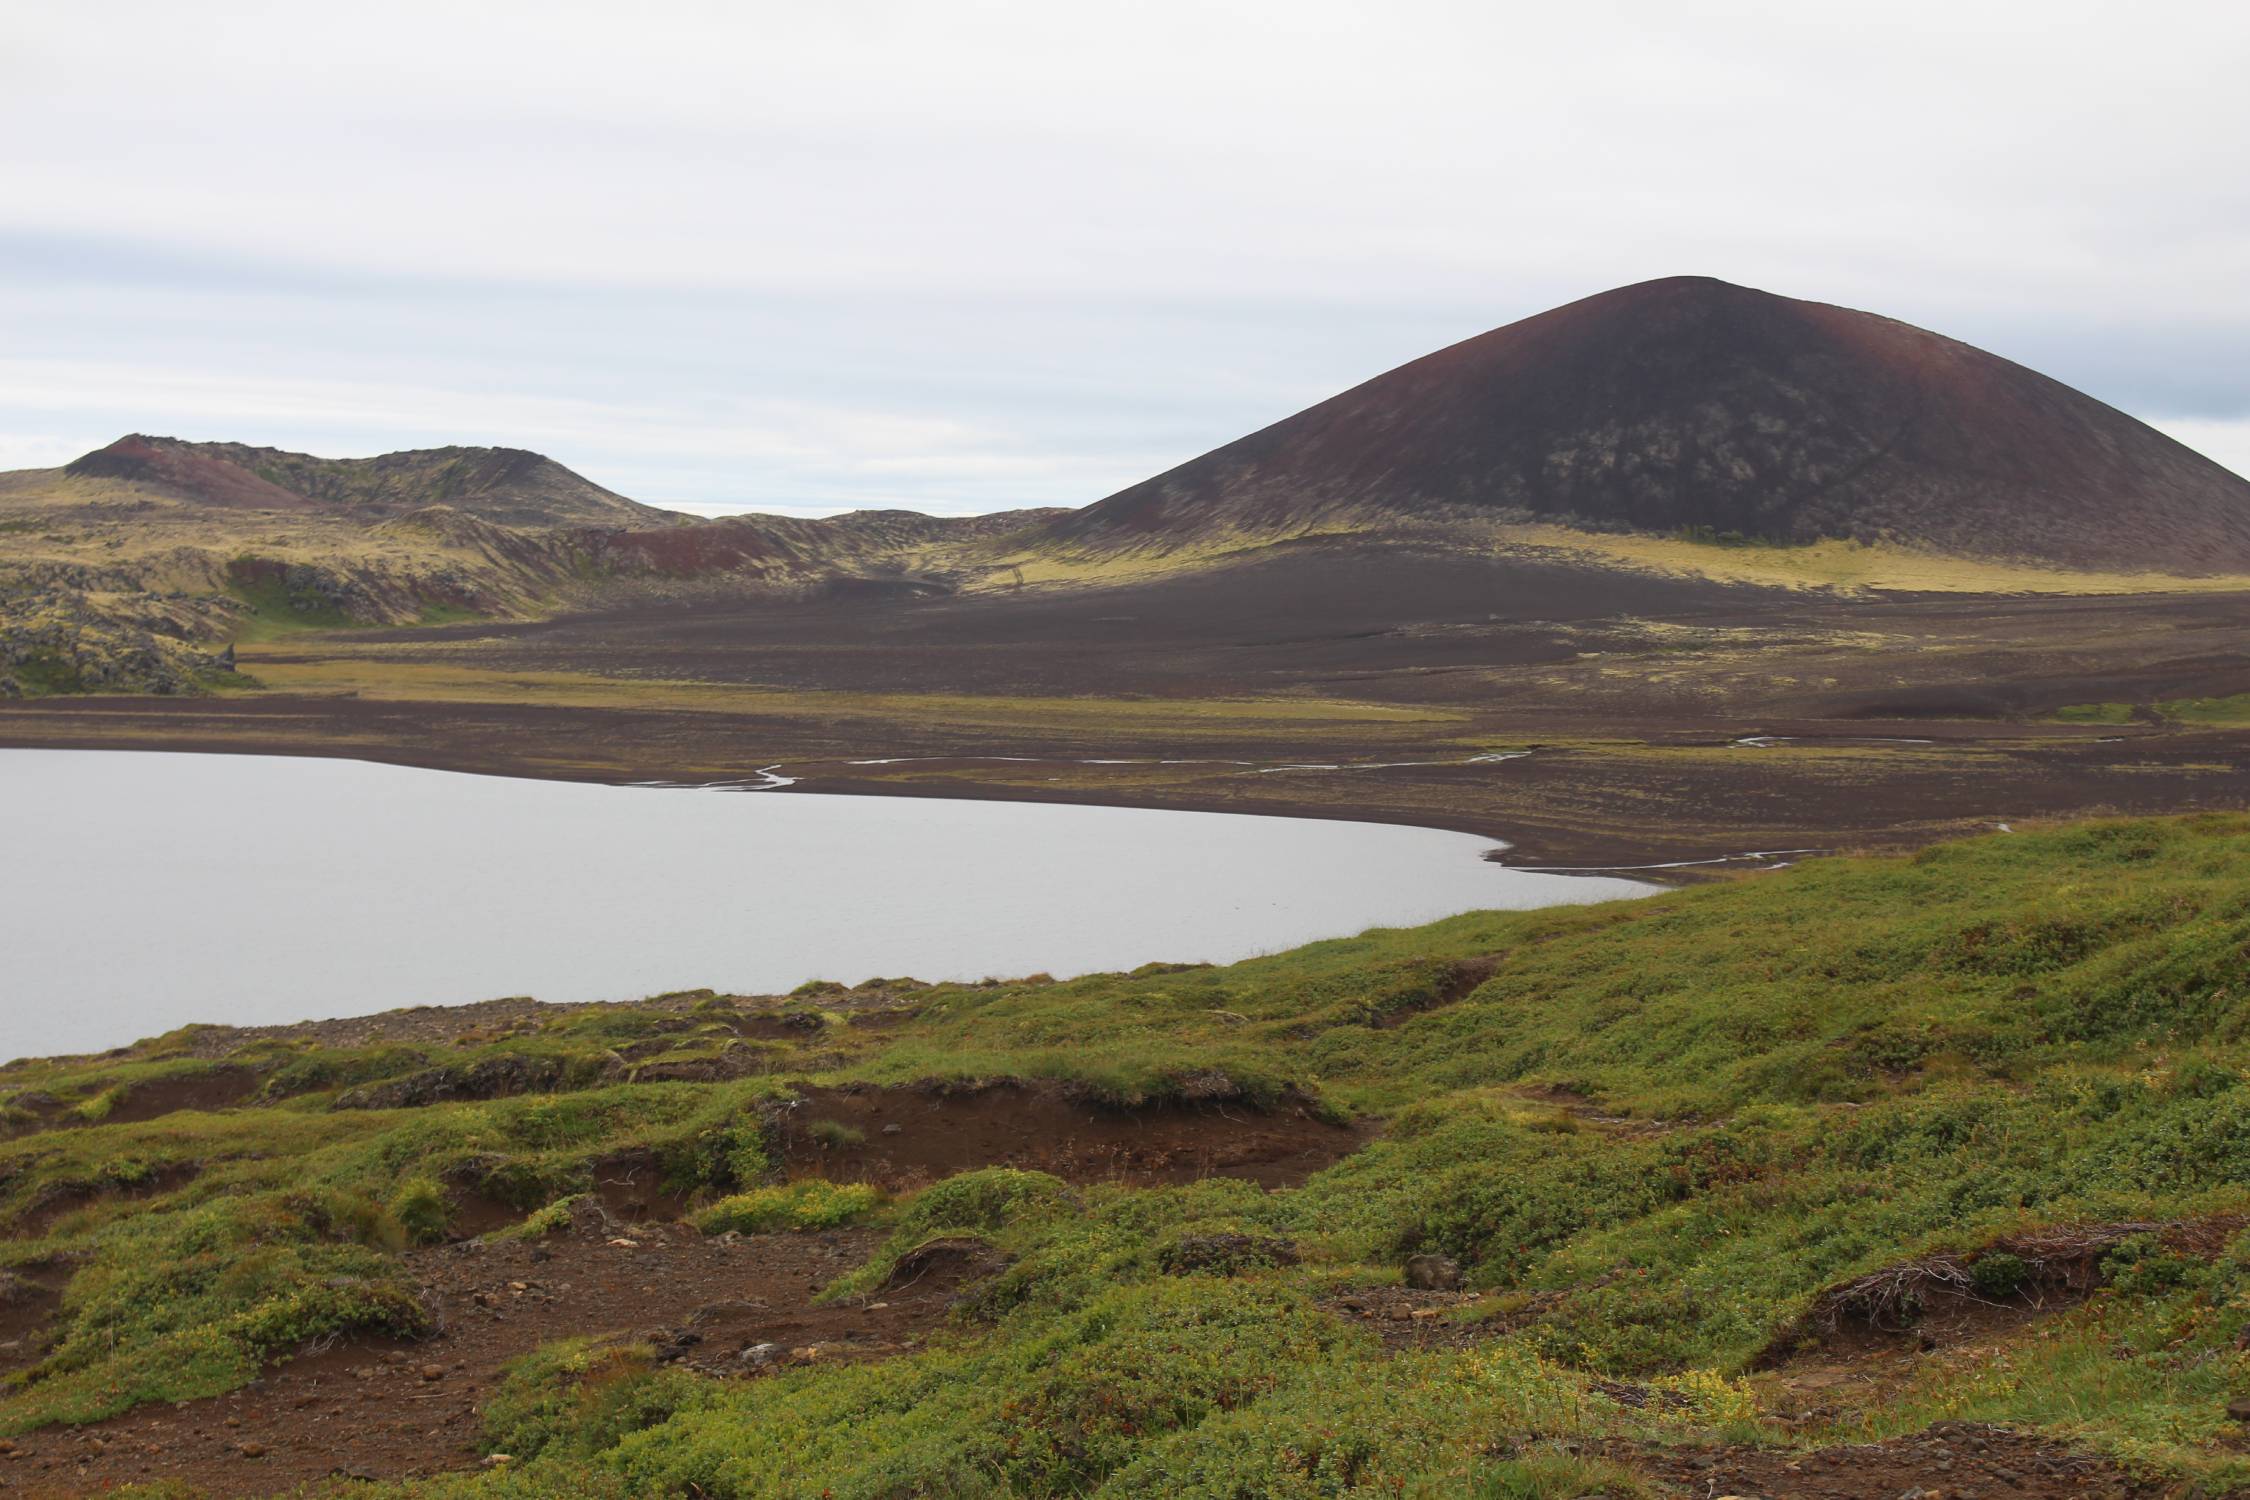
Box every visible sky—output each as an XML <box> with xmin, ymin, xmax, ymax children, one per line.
<box><xmin>4</xmin><ymin>1</ymin><xmax>2247</xmax><ymax>519</ymax></box>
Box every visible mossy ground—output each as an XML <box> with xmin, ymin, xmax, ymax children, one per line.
<box><xmin>10</xmin><ymin>817</ymin><xmax>2250</xmax><ymax>1491</ymax></box>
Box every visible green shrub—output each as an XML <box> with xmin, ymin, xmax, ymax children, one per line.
<box><xmin>1970</xmin><ymin>1251</ymin><xmax>2030</xmax><ymax>1298</ymax></box>
<box><xmin>1</xmin><ymin>1190</ymin><xmax>428</xmax><ymax>1433</ymax></box>
<box><xmin>71</xmin><ymin>1086</ymin><xmax>125</xmax><ymax>1123</ymax></box>
<box><xmin>694</xmin><ymin>1181</ymin><xmax>882</xmax><ymax>1235</ymax></box>
<box><xmin>388</xmin><ymin>1177</ymin><xmax>453</xmax><ymax>1245</ymax></box>
<box><xmin>807</xmin><ymin>1119</ymin><xmax>868</xmax><ymax>1150</ymax></box>
<box><xmin>483</xmin><ymin>1339</ymin><xmax>710</xmax><ymax>1462</ymax></box>
<box><xmin>689</xmin><ymin>1116</ymin><xmax>774</xmax><ymax>1189</ymax></box>
<box><xmin>2102</xmin><ymin>1233</ymin><xmax>2197</xmax><ymax>1296</ymax></box>
<box><xmin>499</xmin><ymin>1195</ymin><xmax>589</xmax><ymax>1241</ymax></box>
<box><xmin>890</xmin><ymin>1169</ymin><xmax>1078</xmax><ymax>1240</ymax></box>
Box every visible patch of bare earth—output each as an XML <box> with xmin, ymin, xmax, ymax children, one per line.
<box><xmin>1629</xmin><ymin>1420</ymin><xmax>2165</xmax><ymax>1499</ymax></box>
<box><xmin>0</xmin><ymin>1265</ymin><xmax>63</xmax><ymax>1379</ymax></box>
<box><xmin>6</xmin><ymin>1165</ymin><xmax>202</xmax><ymax>1241</ymax></box>
<box><xmin>1</xmin><ymin>1071</ymin><xmax>261</xmax><ymax>1145</ymax></box>
<box><xmin>3</xmin><ymin>1206</ymin><xmax>977</xmax><ymax>1497</ymax></box>
<box><xmin>1321</xmin><ymin>1285</ymin><xmax>1519</xmax><ymax>1352</ymax></box>
<box><xmin>775</xmin><ymin>1079</ymin><xmax>1366</xmax><ymax>1189</ymax></box>
<box><xmin>1746</xmin><ymin>1218</ymin><xmax>2245</xmax><ymax>1427</ymax></box>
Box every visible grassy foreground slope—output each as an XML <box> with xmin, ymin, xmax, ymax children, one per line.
<box><xmin>10</xmin><ymin>817</ymin><xmax>2250</xmax><ymax>1493</ymax></box>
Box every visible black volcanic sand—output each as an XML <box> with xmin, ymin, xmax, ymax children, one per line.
<box><xmin>3</xmin><ymin>543</ymin><xmax>2246</xmax><ymax>871</ymax></box>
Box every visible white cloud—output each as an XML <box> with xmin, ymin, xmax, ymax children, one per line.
<box><xmin>1</xmin><ymin>1</ymin><xmax>2246</xmax><ymax>509</ymax></box>
<box><xmin>2150</xmin><ymin>419</ymin><xmax>2250</xmax><ymax>483</ymax></box>
<box><xmin>0</xmin><ymin>355</ymin><xmax>1162</xmax><ymax>513</ymax></box>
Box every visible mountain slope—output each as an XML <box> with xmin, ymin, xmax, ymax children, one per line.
<box><xmin>58</xmin><ymin>435</ymin><xmax>679</xmax><ymax>528</ymax></box>
<box><xmin>1048</xmin><ymin>276</ymin><xmax>2250</xmax><ymax>573</ymax></box>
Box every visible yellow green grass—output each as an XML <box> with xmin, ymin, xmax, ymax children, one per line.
<box><xmin>235</xmin><ymin>653</ymin><xmax>1464</xmax><ymax>732</ymax></box>
<box><xmin>1494</xmin><ymin>523</ymin><xmax>2250</xmax><ymax>595</ymax></box>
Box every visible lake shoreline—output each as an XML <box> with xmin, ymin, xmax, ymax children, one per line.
<box><xmin>1</xmin><ymin>698</ymin><xmax>1779</xmax><ymax>880</ymax></box>
<box><xmin>0</xmin><ymin>748</ymin><xmax>1650</xmax><ymax>1059</ymax></box>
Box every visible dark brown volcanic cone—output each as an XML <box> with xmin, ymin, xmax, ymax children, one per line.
<box><xmin>1052</xmin><ymin>277</ymin><xmax>2250</xmax><ymax>572</ymax></box>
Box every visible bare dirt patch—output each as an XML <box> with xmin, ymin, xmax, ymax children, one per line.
<box><xmin>1322</xmin><ymin>1284</ymin><xmax>1512</xmax><ymax>1352</ymax></box>
<box><xmin>1367</xmin><ymin>956</ymin><xmax>1496</xmax><ymax>1028</ymax></box>
<box><xmin>6</xmin><ymin>1165</ymin><xmax>201</xmax><ymax>1240</ymax></box>
<box><xmin>0</xmin><ymin>1264</ymin><xmax>63</xmax><ymax>1377</ymax></box>
<box><xmin>9</xmin><ymin>1206</ymin><xmax>973</xmax><ymax>1497</ymax></box>
<box><xmin>100</xmin><ymin>1068</ymin><xmax>261</xmax><ymax>1126</ymax></box>
<box><xmin>1629</xmin><ymin>1420</ymin><xmax>2165</xmax><ymax>1499</ymax></box>
<box><xmin>587</xmin><ymin>1148</ymin><xmax>693</xmax><ymax>1225</ymax></box>
<box><xmin>1759</xmin><ymin>1216</ymin><xmax>2245</xmax><ymax>1371</ymax></box>
<box><xmin>0</xmin><ymin>1069</ymin><xmax>266</xmax><ymax>1142</ymax></box>
<box><xmin>774</xmin><ymin>1080</ymin><xmax>1366</xmax><ymax>1189</ymax></box>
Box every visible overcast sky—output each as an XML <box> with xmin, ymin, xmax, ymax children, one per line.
<box><xmin>4</xmin><ymin>1</ymin><xmax>2247</xmax><ymax>517</ymax></box>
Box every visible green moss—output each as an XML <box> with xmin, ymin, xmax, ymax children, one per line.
<box><xmin>388</xmin><ymin>1176</ymin><xmax>454</xmax><ymax>1244</ymax></box>
<box><xmin>0</xmin><ymin>1190</ymin><xmax>427</xmax><ymax>1433</ymax></box>
<box><xmin>7</xmin><ymin>652</ymin><xmax>88</xmax><ymax>695</ymax></box>
<box><xmin>805</xmin><ymin>1119</ymin><xmax>867</xmax><ymax>1150</ymax></box>
<box><xmin>694</xmin><ymin>1181</ymin><xmax>882</xmax><ymax>1235</ymax></box>
<box><xmin>498</xmin><ymin>1194</ymin><xmax>589</xmax><ymax>1242</ymax></box>
<box><xmin>414</xmin><ymin>603</ymin><xmax>486</xmax><ymax>627</ymax></box>
<box><xmin>2162</xmin><ymin>691</ymin><xmax>2250</xmax><ymax>726</ymax></box>
<box><xmin>224</xmin><ymin>559</ymin><xmax>352</xmax><ymax>632</ymax></box>
<box><xmin>481</xmin><ymin>1340</ymin><xmax>710</xmax><ymax>1463</ymax></box>
<box><xmin>2053</xmin><ymin>700</ymin><xmax>2137</xmax><ymax>723</ymax></box>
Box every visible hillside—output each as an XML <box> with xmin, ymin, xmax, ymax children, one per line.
<box><xmin>0</xmin><ymin>435</ymin><xmax>1061</xmax><ymax>695</ymax></box>
<box><xmin>47</xmin><ymin>435</ymin><xmax>680</xmax><ymax>528</ymax></box>
<box><xmin>1047</xmin><ymin>276</ymin><xmax>2250</xmax><ymax>573</ymax></box>
<box><xmin>5</xmin><ymin>817</ymin><xmax>2250</xmax><ymax>1494</ymax></box>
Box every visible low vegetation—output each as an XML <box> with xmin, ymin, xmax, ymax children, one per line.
<box><xmin>2057</xmin><ymin>692</ymin><xmax>2250</xmax><ymax>727</ymax></box>
<box><xmin>10</xmin><ymin>816</ymin><xmax>2250</xmax><ymax>1492</ymax></box>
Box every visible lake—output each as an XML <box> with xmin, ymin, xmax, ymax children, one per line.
<box><xmin>0</xmin><ymin>749</ymin><xmax>1651</xmax><ymax>1058</ymax></box>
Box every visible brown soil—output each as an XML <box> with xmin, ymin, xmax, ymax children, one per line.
<box><xmin>774</xmin><ymin>1080</ymin><xmax>1365</xmax><ymax>1189</ymax></box>
<box><xmin>1762</xmin><ymin>1217</ymin><xmax>2246</xmax><ymax>1373</ymax></box>
<box><xmin>0</xmin><ymin>1071</ymin><xmax>259</xmax><ymax>1142</ymax></box>
<box><xmin>0</xmin><ymin>1097</ymin><xmax>64</xmax><ymax>1141</ymax></box>
<box><xmin>586</xmin><ymin>1149</ymin><xmax>694</xmax><ymax>1224</ymax></box>
<box><xmin>0</xmin><ymin>1265</ymin><xmax>63</xmax><ymax>1377</ymax></box>
<box><xmin>1322</xmin><ymin>1285</ymin><xmax>1516</xmax><ymax>1351</ymax></box>
<box><xmin>1783</xmin><ymin>1277</ymin><xmax>2085</xmax><ymax>1373</ymax></box>
<box><xmin>1730</xmin><ymin>1219</ymin><xmax>2250</xmax><ymax>1444</ymax></box>
<box><xmin>3</xmin><ymin>1208</ymin><xmax>976</xmax><ymax>1497</ymax></box>
<box><xmin>427</xmin><ymin>1081</ymin><xmax>1360</xmax><ymax>1242</ymax></box>
<box><xmin>1629</xmin><ymin>1420</ymin><xmax>2166</xmax><ymax>1498</ymax></box>
<box><xmin>1367</xmin><ymin>956</ymin><xmax>1496</xmax><ymax>1028</ymax></box>
<box><xmin>104</xmin><ymin>1069</ymin><xmax>260</xmax><ymax>1125</ymax></box>
<box><xmin>7</xmin><ymin>1166</ymin><xmax>201</xmax><ymax>1240</ymax></box>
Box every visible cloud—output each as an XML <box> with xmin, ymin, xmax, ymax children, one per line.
<box><xmin>2150</xmin><ymin>420</ymin><xmax>2250</xmax><ymax>482</ymax></box>
<box><xmin>1</xmin><ymin>2</ymin><xmax>2245</xmax><ymax>508</ymax></box>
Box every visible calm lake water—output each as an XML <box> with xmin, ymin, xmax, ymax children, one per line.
<box><xmin>0</xmin><ymin>749</ymin><xmax>1650</xmax><ymax>1058</ymax></box>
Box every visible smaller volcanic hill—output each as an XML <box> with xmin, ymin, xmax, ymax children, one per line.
<box><xmin>62</xmin><ymin>435</ymin><xmax>677</xmax><ymax>528</ymax></box>
<box><xmin>1049</xmin><ymin>277</ymin><xmax>2250</xmax><ymax>573</ymax></box>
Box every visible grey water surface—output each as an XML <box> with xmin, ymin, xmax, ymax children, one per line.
<box><xmin>0</xmin><ymin>749</ymin><xmax>1650</xmax><ymax>1057</ymax></box>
